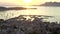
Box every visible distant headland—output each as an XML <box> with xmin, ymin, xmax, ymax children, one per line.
<box><xmin>33</xmin><ymin>2</ymin><xmax>60</xmax><ymax>7</ymax></box>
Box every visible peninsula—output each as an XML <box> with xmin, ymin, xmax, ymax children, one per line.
<box><xmin>0</xmin><ymin>7</ymin><xmax>37</xmax><ymax>11</ymax></box>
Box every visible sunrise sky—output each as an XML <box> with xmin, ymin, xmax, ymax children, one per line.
<box><xmin>0</xmin><ymin>0</ymin><xmax>60</xmax><ymax>6</ymax></box>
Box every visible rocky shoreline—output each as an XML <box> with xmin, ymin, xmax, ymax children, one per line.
<box><xmin>0</xmin><ymin>15</ymin><xmax>60</xmax><ymax>34</ymax></box>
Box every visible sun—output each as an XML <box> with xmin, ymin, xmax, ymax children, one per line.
<box><xmin>23</xmin><ymin>0</ymin><xmax>32</xmax><ymax>5</ymax></box>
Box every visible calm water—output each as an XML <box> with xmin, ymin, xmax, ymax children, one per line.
<box><xmin>0</xmin><ymin>6</ymin><xmax>60</xmax><ymax>22</ymax></box>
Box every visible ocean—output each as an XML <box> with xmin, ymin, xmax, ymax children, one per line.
<box><xmin>0</xmin><ymin>6</ymin><xmax>60</xmax><ymax>22</ymax></box>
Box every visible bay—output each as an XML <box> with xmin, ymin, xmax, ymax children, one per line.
<box><xmin>0</xmin><ymin>6</ymin><xmax>60</xmax><ymax>22</ymax></box>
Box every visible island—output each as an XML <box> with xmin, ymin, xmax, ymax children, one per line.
<box><xmin>0</xmin><ymin>7</ymin><xmax>37</xmax><ymax>11</ymax></box>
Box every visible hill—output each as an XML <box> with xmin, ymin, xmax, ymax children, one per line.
<box><xmin>40</xmin><ymin>2</ymin><xmax>60</xmax><ymax>7</ymax></box>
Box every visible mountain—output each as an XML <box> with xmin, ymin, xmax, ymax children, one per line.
<box><xmin>32</xmin><ymin>2</ymin><xmax>60</xmax><ymax>7</ymax></box>
<box><xmin>40</xmin><ymin>2</ymin><xmax>60</xmax><ymax>7</ymax></box>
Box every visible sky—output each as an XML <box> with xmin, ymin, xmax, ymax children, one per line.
<box><xmin>0</xmin><ymin>0</ymin><xmax>60</xmax><ymax>6</ymax></box>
